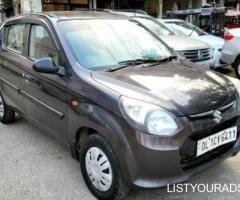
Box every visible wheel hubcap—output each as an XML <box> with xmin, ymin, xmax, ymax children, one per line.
<box><xmin>85</xmin><ymin>147</ymin><xmax>113</xmax><ymax>192</ymax></box>
<box><xmin>0</xmin><ymin>95</ymin><xmax>4</xmax><ymax>117</ymax></box>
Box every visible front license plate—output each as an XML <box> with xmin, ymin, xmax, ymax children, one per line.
<box><xmin>197</xmin><ymin>126</ymin><xmax>237</xmax><ymax>157</ymax></box>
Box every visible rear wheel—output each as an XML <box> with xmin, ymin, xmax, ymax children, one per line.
<box><xmin>234</xmin><ymin>57</ymin><xmax>240</xmax><ymax>79</ymax></box>
<box><xmin>79</xmin><ymin>134</ymin><xmax>129</xmax><ymax>200</ymax></box>
<box><xmin>0</xmin><ymin>93</ymin><xmax>15</xmax><ymax>124</ymax></box>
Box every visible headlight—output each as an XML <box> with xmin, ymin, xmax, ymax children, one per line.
<box><xmin>211</xmin><ymin>48</ymin><xmax>215</xmax><ymax>59</ymax></box>
<box><xmin>119</xmin><ymin>96</ymin><xmax>182</xmax><ymax>136</ymax></box>
<box><xmin>177</xmin><ymin>51</ymin><xmax>186</xmax><ymax>59</ymax></box>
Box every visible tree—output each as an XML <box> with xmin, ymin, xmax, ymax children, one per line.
<box><xmin>3</xmin><ymin>0</ymin><xmax>14</xmax><ymax>17</ymax></box>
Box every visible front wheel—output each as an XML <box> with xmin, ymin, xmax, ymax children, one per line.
<box><xmin>0</xmin><ymin>92</ymin><xmax>15</xmax><ymax>124</ymax></box>
<box><xmin>79</xmin><ymin>134</ymin><xmax>129</xmax><ymax>200</ymax></box>
<box><xmin>234</xmin><ymin>57</ymin><xmax>240</xmax><ymax>79</ymax></box>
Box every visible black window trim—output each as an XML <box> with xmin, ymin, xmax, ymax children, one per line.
<box><xmin>27</xmin><ymin>24</ymin><xmax>59</xmax><ymax>64</ymax></box>
<box><xmin>24</xmin><ymin>19</ymin><xmax>64</xmax><ymax>66</ymax></box>
<box><xmin>1</xmin><ymin>17</ymin><xmax>71</xmax><ymax>78</ymax></box>
<box><xmin>3</xmin><ymin>22</ymin><xmax>26</xmax><ymax>55</ymax></box>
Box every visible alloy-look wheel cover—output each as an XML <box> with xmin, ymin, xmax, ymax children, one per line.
<box><xmin>0</xmin><ymin>95</ymin><xmax>4</xmax><ymax>117</ymax></box>
<box><xmin>85</xmin><ymin>147</ymin><xmax>113</xmax><ymax>192</ymax></box>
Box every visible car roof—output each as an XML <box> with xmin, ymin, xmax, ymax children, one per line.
<box><xmin>4</xmin><ymin>10</ymin><xmax>129</xmax><ymax>23</ymax></box>
<box><xmin>109</xmin><ymin>11</ymin><xmax>148</xmax><ymax>18</ymax></box>
<box><xmin>160</xmin><ymin>19</ymin><xmax>185</xmax><ymax>23</ymax></box>
<box><xmin>44</xmin><ymin>11</ymin><xmax>129</xmax><ymax>19</ymax></box>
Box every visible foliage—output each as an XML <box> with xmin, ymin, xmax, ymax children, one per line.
<box><xmin>2</xmin><ymin>0</ymin><xmax>14</xmax><ymax>17</ymax></box>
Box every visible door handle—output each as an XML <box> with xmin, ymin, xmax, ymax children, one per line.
<box><xmin>22</xmin><ymin>73</ymin><xmax>31</xmax><ymax>80</ymax></box>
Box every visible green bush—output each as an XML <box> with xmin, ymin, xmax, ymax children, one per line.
<box><xmin>3</xmin><ymin>0</ymin><xmax>14</xmax><ymax>17</ymax></box>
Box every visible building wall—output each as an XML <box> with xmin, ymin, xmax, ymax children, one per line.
<box><xmin>162</xmin><ymin>0</ymin><xmax>225</xmax><ymax>15</ymax></box>
<box><xmin>163</xmin><ymin>0</ymin><xmax>189</xmax><ymax>13</ymax></box>
<box><xmin>42</xmin><ymin>0</ymin><xmax>88</xmax><ymax>12</ymax></box>
<box><xmin>39</xmin><ymin>0</ymin><xmax>227</xmax><ymax>15</ymax></box>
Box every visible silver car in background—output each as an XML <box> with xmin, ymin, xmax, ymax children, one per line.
<box><xmin>110</xmin><ymin>11</ymin><xmax>212</xmax><ymax>68</ymax></box>
<box><xmin>222</xmin><ymin>28</ymin><xmax>240</xmax><ymax>78</ymax></box>
<box><xmin>160</xmin><ymin>19</ymin><xmax>225</xmax><ymax>69</ymax></box>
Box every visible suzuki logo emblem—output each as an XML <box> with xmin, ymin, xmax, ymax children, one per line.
<box><xmin>213</xmin><ymin>110</ymin><xmax>222</xmax><ymax>123</ymax></box>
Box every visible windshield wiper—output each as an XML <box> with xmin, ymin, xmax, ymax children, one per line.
<box><xmin>106</xmin><ymin>64</ymin><xmax>130</xmax><ymax>72</ymax></box>
<box><xmin>120</xmin><ymin>57</ymin><xmax>177</xmax><ymax>65</ymax></box>
<box><xmin>106</xmin><ymin>59</ymin><xmax>153</xmax><ymax>72</ymax></box>
<box><xmin>106</xmin><ymin>56</ymin><xmax>177</xmax><ymax>72</ymax></box>
<box><xmin>144</xmin><ymin>55</ymin><xmax>177</xmax><ymax>66</ymax></box>
<box><xmin>118</xmin><ymin>59</ymin><xmax>146</xmax><ymax>65</ymax></box>
<box><xmin>106</xmin><ymin>59</ymin><xmax>143</xmax><ymax>72</ymax></box>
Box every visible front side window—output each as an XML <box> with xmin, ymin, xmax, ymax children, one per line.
<box><xmin>165</xmin><ymin>21</ymin><xmax>207</xmax><ymax>36</ymax></box>
<box><xmin>29</xmin><ymin>25</ymin><xmax>59</xmax><ymax>65</ymax></box>
<box><xmin>58</xmin><ymin>19</ymin><xmax>174</xmax><ymax>70</ymax></box>
<box><xmin>6</xmin><ymin>24</ymin><xmax>25</xmax><ymax>52</ymax></box>
<box><xmin>134</xmin><ymin>17</ymin><xmax>173</xmax><ymax>36</ymax></box>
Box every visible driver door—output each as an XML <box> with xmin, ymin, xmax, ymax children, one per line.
<box><xmin>20</xmin><ymin>22</ymin><xmax>68</xmax><ymax>144</ymax></box>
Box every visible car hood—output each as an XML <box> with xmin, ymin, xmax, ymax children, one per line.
<box><xmin>192</xmin><ymin>35</ymin><xmax>224</xmax><ymax>48</ymax></box>
<box><xmin>92</xmin><ymin>61</ymin><xmax>236</xmax><ymax>116</ymax></box>
<box><xmin>160</xmin><ymin>35</ymin><xmax>210</xmax><ymax>51</ymax></box>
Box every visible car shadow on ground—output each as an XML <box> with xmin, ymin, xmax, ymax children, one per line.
<box><xmin>214</xmin><ymin>65</ymin><xmax>235</xmax><ymax>78</ymax></box>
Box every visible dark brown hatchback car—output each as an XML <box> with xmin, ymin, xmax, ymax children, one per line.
<box><xmin>0</xmin><ymin>11</ymin><xmax>240</xmax><ymax>200</ymax></box>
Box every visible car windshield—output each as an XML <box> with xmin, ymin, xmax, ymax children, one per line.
<box><xmin>134</xmin><ymin>17</ymin><xmax>174</xmax><ymax>36</ymax></box>
<box><xmin>164</xmin><ymin>20</ymin><xmax>207</xmax><ymax>36</ymax></box>
<box><xmin>58</xmin><ymin>19</ymin><xmax>173</xmax><ymax>70</ymax></box>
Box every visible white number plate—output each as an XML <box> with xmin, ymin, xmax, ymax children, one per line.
<box><xmin>197</xmin><ymin>126</ymin><xmax>237</xmax><ymax>157</ymax></box>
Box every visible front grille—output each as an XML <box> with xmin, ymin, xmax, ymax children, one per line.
<box><xmin>190</xmin><ymin>117</ymin><xmax>238</xmax><ymax>140</ymax></box>
<box><xmin>180</xmin><ymin>117</ymin><xmax>239</xmax><ymax>171</ymax></box>
<box><xmin>182</xmin><ymin>48</ymin><xmax>211</xmax><ymax>62</ymax></box>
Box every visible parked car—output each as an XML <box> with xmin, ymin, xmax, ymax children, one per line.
<box><xmin>160</xmin><ymin>19</ymin><xmax>225</xmax><ymax>69</ymax></box>
<box><xmin>1</xmin><ymin>11</ymin><xmax>240</xmax><ymax>200</ymax></box>
<box><xmin>165</xmin><ymin>7</ymin><xmax>226</xmax><ymax>37</ymax></box>
<box><xmin>221</xmin><ymin>28</ymin><xmax>240</xmax><ymax>78</ymax></box>
<box><xmin>110</xmin><ymin>11</ymin><xmax>213</xmax><ymax>68</ymax></box>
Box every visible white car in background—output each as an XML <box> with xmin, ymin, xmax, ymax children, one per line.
<box><xmin>109</xmin><ymin>11</ymin><xmax>213</xmax><ymax>68</ymax></box>
<box><xmin>221</xmin><ymin>28</ymin><xmax>240</xmax><ymax>78</ymax></box>
<box><xmin>161</xmin><ymin>19</ymin><xmax>225</xmax><ymax>69</ymax></box>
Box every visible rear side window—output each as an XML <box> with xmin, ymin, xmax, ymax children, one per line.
<box><xmin>29</xmin><ymin>25</ymin><xmax>59</xmax><ymax>65</ymax></box>
<box><xmin>6</xmin><ymin>24</ymin><xmax>25</xmax><ymax>52</ymax></box>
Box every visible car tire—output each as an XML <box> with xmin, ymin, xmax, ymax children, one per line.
<box><xmin>210</xmin><ymin>65</ymin><xmax>216</xmax><ymax>70</ymax></box>
<box><xmin>0</xmin><ymin>92</ymin><xmax>15</xmax><ymax>124</ymax></box>
<box><xmin>79</xmin><ymin>133</ymin><xmax>129</xmax><ymax>200</ymax></box>
<box><xmin>234</xmin><ymin>57</ymin><xmax>240</xmax><ymax>79</ymax></box>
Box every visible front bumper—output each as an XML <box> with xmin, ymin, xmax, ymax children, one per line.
<box><xmin>195</xmin><ymin>59</ymin><xmax>211</xmax><ymax>69</ymax></box>
<box><xmin>211</xmin><ymin>47</ymin><xmax>226</xmax><ymax>69</ymax></box>
<box><xmin>124</xmin><ymin>101</ymin><xmax>240</xmax><ymax>189</ymax></box>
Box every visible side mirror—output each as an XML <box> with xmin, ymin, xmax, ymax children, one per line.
<box><xmin>33</xmin><ymin>58</ymin><xmax>65</xmax><ymax>76</ymax></box>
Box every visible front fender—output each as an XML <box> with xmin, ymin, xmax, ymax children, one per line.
<box><xmin>68</xmin><ymin>103</ymin><xmax>137</xmax><ymax>185</ymax></box>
